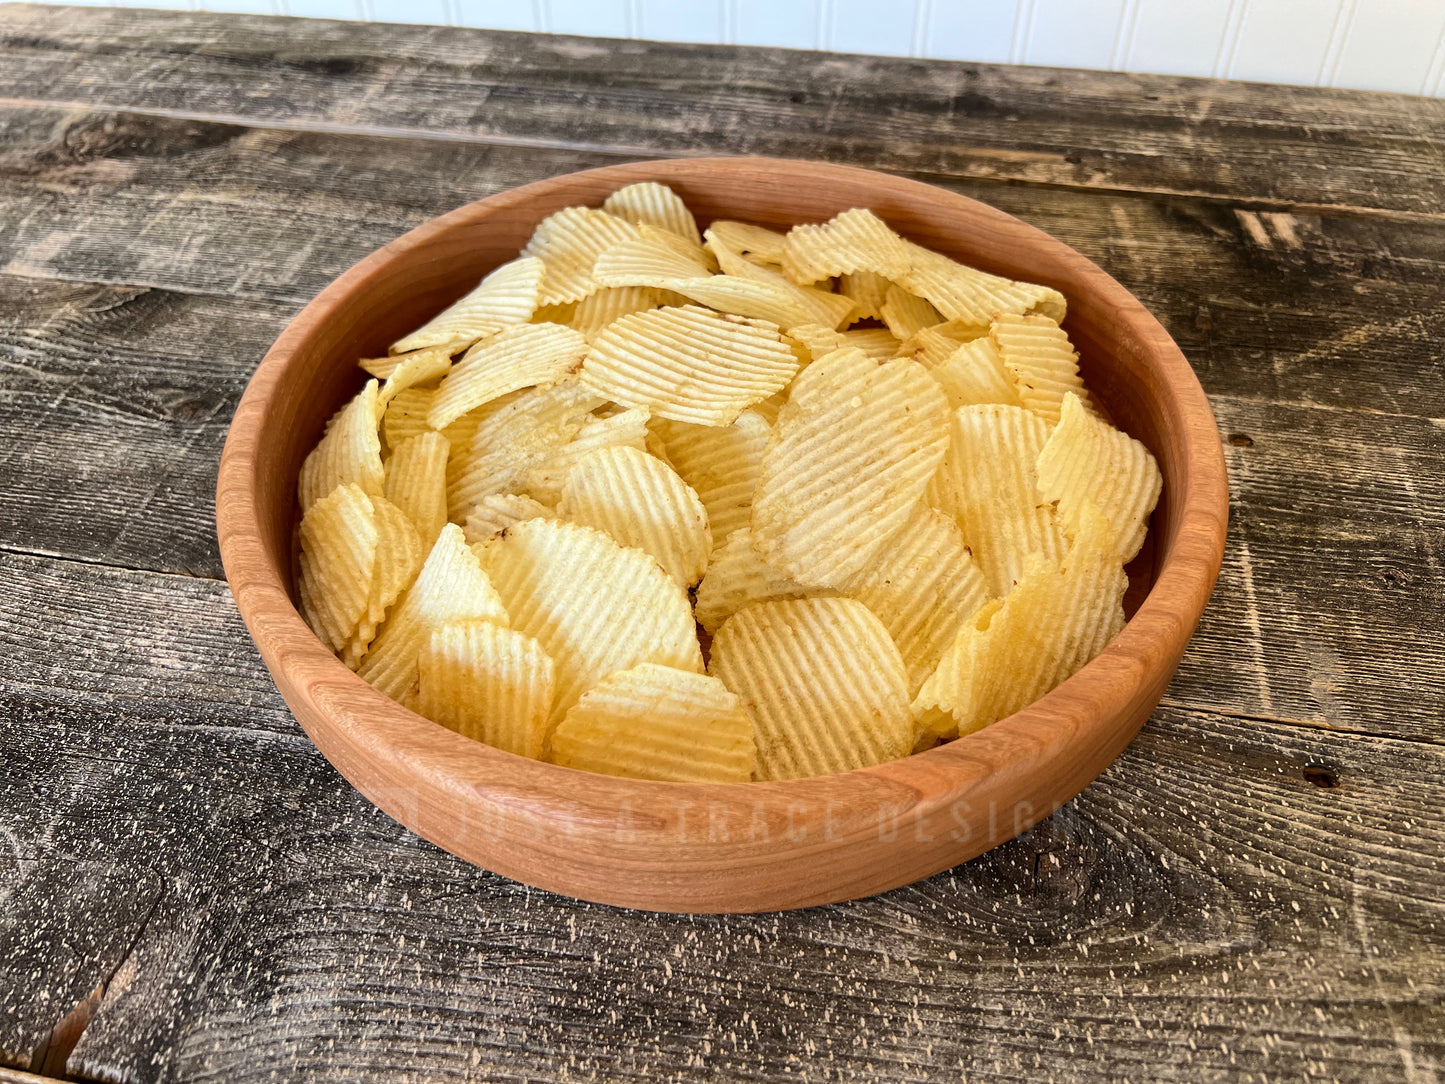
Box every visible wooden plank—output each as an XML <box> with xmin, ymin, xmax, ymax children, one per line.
<box><xmin>1</xmin><ymin>5</ymin><xmax>1444</xmax><ymax>220</ymax></box>
<box><xmin>0</xmin><ymin>553</ymin><xmax>1440</xmax><ymax>1081</ymax></box>
<box><xmin>1</xmin><ymin>106</ymin><xmax>1442</xmax><ymax>421</ymax></box>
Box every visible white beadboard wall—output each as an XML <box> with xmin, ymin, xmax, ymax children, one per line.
<box><xmin>48</xmin><ymin>0</ymin><xmax>1445</xmax><ymax>96</ymax></box>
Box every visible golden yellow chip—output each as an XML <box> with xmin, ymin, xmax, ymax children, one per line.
<box><xmin>376</xmin><ymin>344</ymin><xmax>454</xmax><ymax>404</ymax></box>
<box><xmin>927</xmin><ymin>403</ymin><xmax>1067</xmax><ymax>597</ymax></box>
<box><xmin>706</xmin><ymin>228</ymin><xmax>856</xmax><ymax>329</ymax></box>
<box><xmin>839</xmin><ymin>270</ymin><xmax>892</xmax><ymax>320</ymax></box>
<box><xmin>532</xmin><ymin>300</ymin><xmax>578</xmax><ymax>325</ymax></box>
<box><xmin>297</xmin><ymin>482</ymin><xmax>378</xmax><ymax>654</ymax></box>
<box><xmin>1036</xmin><ymin>392</ymin><xmax>1161</xmax><ymax>560</ymax></box>
<box><xmin>990</xmin><ymin>312</ymin><xmax>1087</xmax><ymax>426</ymax></box>
<box><xmin>383</xmin><ymin>431</ymin><xmax>450</xmax><ymax>549</ymax></box>
<box><xmin>522</xmin><ymin>206</ymin><xmax>643</xmax><ymax>306</ymax></box>
<box><xmin>427</xmin><ymin>323</ymin><xmax>589</xmax><ymax>431</ymax></box>
<box><xmin>381</xmin><ymin>386</ymin><xmax>432</xmax><ymax>450</ymax></box>
<box><xmin>897</xmin><ymin>240</ymin><xmax>1066</xmax><ymax>327</ymax></box>
<box><xmin>879</xmin><ymin>284</ymin><xmax>943</xmax><ymax>340</ymax></box>
<box><xmin>356</xmin><ymin>523</ymin><xmax>510</xmax><ymax>700</ymax></box>
<box><xmin>462</xmin><ymin>493</ymin><xmax>555</xmax><ymax>546</ymax></box>
<box><xmin>705</xmin><ymin>220</ymin><xmax>787</xmax><ymax>266</ymax></box>
<box><xmin>446</xmin><ymin>381</ymin><xmax>604</xmax><ymax>520</ymax></box>
<box><xmin>929</xmin><ymin>337</ymin><xmax>1022</xmax><ymax>410</ymax></box>
<box><xmin>692</xmin><ymin>527</ymin><xmax>821</xmax><ymax>634</ymax></box>
<box><xmin>345</xmin><ymin>495</ymin><xmax>424</xmax><ymax>668</ymax></box>
<box><xmin>751</xmin><ymin>349</ymin><xmax>949</xmax><ymax>587</ymax></box>
<box><xmin>390</xmin><ymin>256</ymin><xmax>544</xmax><ymax>355</ymax></box>
<box><xmin>592</xmin><ymin>227</ymin><xmax>713</xmax><ymax>286</ymax></box>
<box><xmin>416</xmin><ymin>620</ymin><xmax>554</xmax><ymax>758</ymax></box>
<box><xmin>580</xmin><ymin>305</ymin><xmax>798</xmax><ymax>426</ymax></box>
<box><xmin>567</xmin><ymin>286</ymin><xmax>677</xmax><ymax>341</ymax></box>
<box><xmin>649</xmin><ymin>409</ymin><xmax>770</xmax><ymax>547</ymax></box>
<box><xmin>843</xmin><ymin>503</ymin><xmax>991</xmax><ymax>696</ymax></box>
<box><xmin>781</xmin><ymin>208</ymin><xmax>912</xmax><ymax>284</ymax></box>
<box><xmin>522</xmin><ymin>407</ymin><xmax>650</xmax><ymax>505</ymax></box>
<box><xmin>476</xmin><ymin>519</ymin><xmax>703</xmax><ymax>726</ymax></box>
<box><xmin>602</xmin><ymin>182</ymin><xmax>701</xmax><ymax>242</ymax></box>
<box><xmin>298</xmin><ymin>380</ymin><xmax>384</xmax><ymax>512</ymax></box>
<box><xmin>913</xmin><ymin>507</ymin><xmax>1126</xmax><ymax>738</ymax></box>
<box><xmin>550</xmin><ymin>664</ymin><xmax>755</xmax><ymax>783</ymax></box>
<box><xmin>897</xmin><ymin>320</ymin><xmax>987</xmax><ymax>367</ymax></box>
<box><xmin>663</xmin><ymin>275</ymin><xmax>820</xmax><ymax>331</ymax></box>
<box><xmin>709</xmin><ymin>597</ymin><xmax>912</xmax><ymax>780</ymax></box>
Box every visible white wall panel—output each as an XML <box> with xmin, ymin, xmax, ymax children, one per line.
<box><xmin>1226</xmin><ymin>0</ymin><xmax>1345</xmax><ymax>84</ymax></box>
<box><xmin>735</xmin><ymin>0</ymin><xmax>819</xmax><ymax>49</ymax></box>
<box><xmin>452</xmin><ymin>0</ymin><xmax>537</xmax><ymax>31</ymax></box>
<box><xmin>1126</xmin><ymin>0</ymin><xmax>1234</xmax><ymax>78</ymax></box>
<box><xmin>826</xmin><ymin>0</ymin><xmax>920</xmax><ymax>57</ymax></box>
<box><xmin>1023</xmin><ymin>0</ymin><xmax>1128</xmax><ymax>70</ymax></box>
<box><xmin>1330</xmin><ymin>0</ymin><xmax>1445</xmax><ymax>93</ymax></box>
<box><xmin>920</xmin><ymin>0</ymin><xmax>1019</xmax><ymax>63</ymax></box>
<box><xmin>543</xmin><ymin>0</ymin><xmax>629</xmax><ymax>37</ymax></box>
<box><xmin>637</xmin><ymin>0</ymin><xmax>725</xmax><ymax>44</ymax></box>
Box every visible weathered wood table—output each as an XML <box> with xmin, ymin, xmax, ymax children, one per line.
<box><xmin>1</xmin><ymin>6</ymin><xmax>1441</xmax><ymax>1080</ymax></box>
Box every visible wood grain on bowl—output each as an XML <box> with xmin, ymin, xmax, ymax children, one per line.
<box><xmin>215</xmin><ymin>157</ymin><xmax>1229</xmax><ymax>913</ymax></box>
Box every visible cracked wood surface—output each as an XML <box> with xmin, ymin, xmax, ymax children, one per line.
<box><xmin>0</xmin><ymin>5</ymin><xmax>1441</xmax><ymax>1081</ymax></box>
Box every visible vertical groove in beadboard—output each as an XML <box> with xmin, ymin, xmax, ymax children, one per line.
<box><xmin>1010</xmin><ymin>0</ymin><xmax>1035</xmax><ymax>65</ymax></box>
<box><xmin>1423</xmin><ymin>18</ymin><xmax>1445</xmax><ymax>95</ymax></box>
<box><xmin>723</xmin><ymin>0</ymin><xmax>737</xmax><ymax>46</ymax></box>
<box><xmin>909</xmin><ymin>0</ymin><xmax>930</xmax><ymax>58</ymax></box>
<box><xmin>1318</xmin><ymin>0</ymin><xmax>1356</xmax><ymax>87</ymax></box>
<box><xmin>535</xmin><ymin>0</ymin><xmax>550</xmax><ymax>34</ymax></box>
<box><xmin>1110</xmin><ymin>0</ymin><xmax>1141</xmax><ymax>72</ymax></box>
<box><xmin>816</xmin><ymin>0</ymin><xmax>833</xmax><ymax>51</ymax></box>
<box><xmin>1217</xmin><ymin>0</ymin><xmax>1250</xmax><ymax>78</ymax></box>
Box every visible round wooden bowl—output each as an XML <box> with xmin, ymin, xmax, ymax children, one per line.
<box><xmin>216</xmin><ymin>157</ymin><xmax>1229</xmax><ymax>913</ymax></box>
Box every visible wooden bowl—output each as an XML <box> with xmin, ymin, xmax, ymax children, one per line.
<box><xmin>216</xmin><ymin>157</ymin><xmax>1229</xmax><ymax>913</ymax></box>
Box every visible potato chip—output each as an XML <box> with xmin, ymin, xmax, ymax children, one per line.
<box><xmin>898</xmin><ymin>240</ymin><xmax>1066</xmax><ymax>327</ymax></box>
<box><xmin>663</xmin><ymin>275</ymin><xmax>820</xmax><ymax>331</ymax></box>
<box><xmin>532</xmin><ymin>300</ymin><xmax>578</xmax><ymax>325</ymax></box>
<box><xmin>427</xmin><ymin>323</ymin><xmax>589</xmax><ymax>431</ymax></box>
<box><xmin>990</xmin><ymin>312</ymin><xmax>1087</xmax><ymax>426</ymax></box>
<box><xmin>927</xmin><ymin>403</ymin><xmax>1067</xmax><ymax>597</ymax></box>
<box><xmin>1036</xmin><ymin>392</ymin><xmax>1161</xmax><ymax>560</ymax></box>
<box><xmin>476</xmin><ymin>519</ymin><xmax>703</xmax><ymax>726</ymax></box>
<box><xmin>568</xmin><ymin>286</ymin><xmax>676</xmax><ymax>341</ymax></box>
<box><xmin>557</xmin><ymin>445</ymin><xmax>711</xmax><ymax>588</ymax></box>
<box><xmin>383</xmin><ymin>431</ymin><xmax>450</xmax><ymax>548</ymax></box>
<box><xmin>390</xmin><ymin>256</ymin><xmax>544</xmax><ymax>355</ymax></box>
<box><xmin>839</xmin><ymin>271</ymin><xmax>892</xmax><ymax>320</ymax></box>
<box><xmin>356</xmin><ymin>523</ymin><xmax>510</xmax><ymax>700</ymax></box>
<box><xmin>781</xmin><ymin>208</ymin><xmax>912</xmax><ymax>284</ymax></box>
<box><xmin>550</xmin><ymin>664</ymin><xmax>755</xmax><ymax>783</ymax></box>
<box><xmin>580</xmin><ymin>305</ymin><xmax>798</xmax><ymax>427</ymax></box>
<box><xmin>522</xmin><ymin>407</ymin><xmax>649</xmax><ymax>505</ymax></box>
<box><xmin>298</xmin><ymin>381</ymin><xmax>384</xmax><ymax>512</ymax></box>
<box><xmin>417</xmin><ymin>620</ymin><xmax>554</xmax><ymax>758</ymax></box>
<box><xmin>376</xmin><ymin>344</ymin><xmax>454</xmax><ymax>404</ymax></box>
<box><xmin>913</xmin><ymin>507</ymin><xmax>1126</xmax><ymax>738</ymax></box>
<box><xmin>463</xmin><ymin>493</ymin><xmax>555</xmax><ymax>546</ymax></box>
<box><xmin>705</xmin><ymin>220</ymin><xmax>786</xmax><ymax>266</ymax></box>
<box><xmin>751</xmin><ymin>349</ymin><xmax>949</xmax><ymax>588</ymax></box>
<box><xmin>297</xmin><ymin>483</ymin><xmax>378</xmax><ymax>654</ymax></box>
<box><xmin>381</xmin><ymin>386</ymin><xmax>433</xmax><ymax>450</ymax></box>
<box><xmin>650</xmin><ymin>409</ymin><xmax>770</xmax><ymax>547</ymax></box>
<box><xmin>929</xmin><ymin>337</ymin><xmax>1022</xmax><ymax>410</ymax></box>
<box><xmin>897</xmin><ymin>320</ymin><xmax>986</xmax><ymax>366</ymax></box>
<box><xmin>592</xmin><ymin>227</ymin><xmax>714</xmax><ymax>287</ymax></box>
<box><xmin>602</xmin><ymin>182</ymin><xmax>701</xmax><ymax>242</ymax></box>
<box><xmin>522</xmin><ymin>206</ymin><xmax>643</xmax><ymax>306</ymax></box>
<box><xmin>880</xmin><ymin>284</ymin><xmax>943</xmax><ymax>340</ymax></box>
<box><xmin>345</xmin><ymin>495</ymin><xmax>424</xmax><ymax>668</ymax></box>
<box><xmin>843</xmin><ymin>503</ymin><xmax>990</xmax><ymax>695</ymax></box>
<box><xmin>446</xmin><ymin>380</ymin><xmax>604</xmax><ymax>520</ymax></box>
<box><xmin>710</xmin><ymin>597</ymin><xmax>912</xmax><ymax>780</ymax></box>
<box><xmin>693</xmin><ymin>527</ymin><xmax>821</xmax><ymax>634</ymax></box>
<box><xmin>706</xmin><ymin>229</ymin><xmax>856</xmax><ymax>329</ymax></box>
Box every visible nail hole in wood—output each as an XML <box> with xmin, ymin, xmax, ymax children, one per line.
<box><xmin>1228</xmin><ymin>433</ymin><xmax>1254</xmax><ymax>447</ymax></box>
<box><xmin>1302</xmin><ymin>765</ymin><xmax>1339</xmax><ymax>789</ymax></box>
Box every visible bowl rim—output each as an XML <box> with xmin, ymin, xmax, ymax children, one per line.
<box><xmin>216</xmin><ymin>155</ymin><xmax>1229</xmax><ymax>911</ymax></box>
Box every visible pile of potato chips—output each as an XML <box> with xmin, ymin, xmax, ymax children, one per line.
<box><xmin>296</xmin><ymin>182</ymin><xmax>1161</xmax><ymax>783</ymax></box>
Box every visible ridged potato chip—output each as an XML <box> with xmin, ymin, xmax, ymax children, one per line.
<box><xmin>297</xmin><ymin>483</ymin><xmax>378</xmax><ymax>654</ymax></box>
<box><xmin>476</xmin><ymin>519</ymin><xmax>703</xmax><ymax>726</ymax></box>
<box><xmin>346</xmin><ymin>495</ymin><xmax>424</xmax><ymax>668</ymax></box>
<box><xmin>523</xmin><ymin>206</ymin><xmax>644</xmax><ymax>305</ymax></box>
<box><xmin>427</xmin><ymin>323</ymin><xmax>589</xmax><ymax>430</ymax></box>
<box><xmin>568</xmin><ymin>286</ymin><xmax>679</xmax><ymax>341</ymax></box>
<box><xmin>381</xmin><ymin>387</ymin><xmax>432</xmax><ymax>450</ymax></box>
<box><xmin>706</xmin><ymin>220</ymin><xmax>786</xmax><ymax>266</ymax></box>
<box><xmin>898</xmin><ymin>240</ymin><xmax>1066</xmax><ymax>327</ymax></box>
<box><xmin>550</xmin><ymin>664</ymin><xmax>755</xmax><ymax>783</ymax></box>
<box><xmin>557</xmin><ymin>445</ymin><xmax>711</xmax><ymax>588</ymax></box>
<box><xmin>751</xmin><ymin>348</ymin><xmax>949</xmax><ymax>587</ymax></box>
<box><xmin>913</xmin><ymin>506</ymin><xmax>1126</xmax><ymax>738</ymax></box>
<box><xmin>1037</xmin><ymin>392</ymin><xmax>1162</xmax><ymax>560</ymax></box>
<box><xmin>839</xmin><ymin>270</ymin><xmax>892</xmax><ymax>320</ymax></box>
<box><xmin>383</xmin><ymin>431</ymin><xmax>450</xmax><ymax>549</ymax></box>
<box><xmin>376</xmin><ymin>345</ymin><xmax>454</xmax><ymax>404</ymax></box>
<box><xmin>390</xmin><ymin>256</ymin><xmax>544</xmax><ymax>355</ymax></box>
<box><xmin>602</xmin><ymin>182</ymin><xmax>700</xmax><ymax>242</ymax></box>
<box><xmin>843</xmin><ymin>503</ymin><xmax>990</xmax><ymax>695</ymax></box>
<box><xmin>593</xmin><ymin>227</ymin><xmax>714</xmax><ymax>286</ymax></box>
<box><xmin>898</xmin><ymin>321</ymin><xmax>986</xmax><ymax>368</ymax></box>
<box><xmin>781</xmin><ymin>208</ymin><xmax>912</xmax><ymax>284</ymax></box>
<box><xmin>663</xmin><ymin>275</ymin><xmax>821</xmax><ymax>331</ymax></box>
<box><xmin>693</xmin><ymin>527</ymin><xmax>820</xmax><ymax>634</ymax></box>
<box><xmin>710</xmin><ymin>597</ymin><xmax>912</xmax><ymax>780</ymax></box>
<box><xmin>706</xmin><ymin>229</ymin><xmax>856</xmax><ymax>329</ymax></box>
<box><xmin>990</xmin><ymin>312</ymin><xmax>1088</xmax><ymax>426</ymax></box>
<box><xmin>929</xmin><ymin>337</ymin><xmax>1022</xmax><ymax>410</ymax></box>
<box><xmin>649</xmin><ymin>409</ymin><xmax>770</xmax><ymax>547</ymax></box>
<box><xmin>522</xmin><ymin>407</ymin><xmax>649</xmax><ymax>505</ymax></box>
<box><xmin>463</xmin><ymin>493</ymin><xmax>555</xmax><ymax>546</ymax></box>
<box><xmin>581</xmin><ymin>305</ymin><xmax>798</xmax><ymax>426</ymax></box>
<box><xmin>356</xmin><ymin>523</ymin><xmax>510</xmax><ymax>700</ymax></box>
<box><xmin>880</xmin><ymin>284</ymin><xmax>943</xmax><ymax>340</ymax></box>
<box><xmin>927</xmin><ymin>403</ymin><xmax>1066</xmax><ymax>597</ymax></box>
<box><xmin>298</xmin><ymin>381</ymin><xmax>384</xmax><ymax>512</ymax></box>
<box><xmin>417</xmin><ymin>620</ymin><xmax>554</xmax><ymax>758</ymax></box>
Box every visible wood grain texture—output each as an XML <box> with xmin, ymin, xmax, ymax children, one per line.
<box><xmin>1</xmin><ymin>553</ymin><xmax>1441</xmax><ymax>1081</ymax></box>
<box><xmin>2</xmin><ymin>5</ymin><xmax>1444</xmax><ymax>219</ymax></box>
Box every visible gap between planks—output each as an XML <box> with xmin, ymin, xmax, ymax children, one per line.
<box><xmin>1</xmin><ymin>95</ymin><xmax>1443</xmax><ymax>229</ymax></box>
